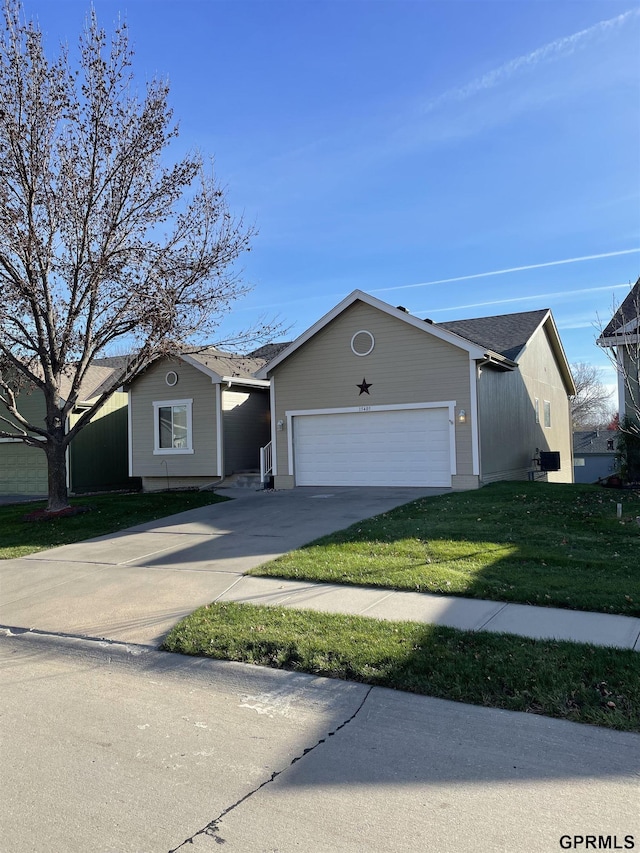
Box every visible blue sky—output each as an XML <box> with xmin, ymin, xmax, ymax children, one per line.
<box><xmin>24</xmin><ymin>0</ymin><xmax>640</xmax><ymax>393</ymax></box>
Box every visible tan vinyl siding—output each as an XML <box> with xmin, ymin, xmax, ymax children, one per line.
<box><xmin>0</xmin><ymin>442</ymin><xmax>48</xmax><ymax>494</ymax></box>
<box><xmin>478</xmin><ymin>324</ymin><xmax>573</xmax><ymax>484</ymax></box>
<box><xmin>141</xmin><ymin>475</ymin><xmax>220</xmax><ymax>492</ymax></box>
<box><xmin>0</xmin><ymin>386</ymin><xmax>48</xmax><ymax>495</ymax></box>
<box><xmin>222</xmin><ymin>387</ymin><xmax>270</xmax><ymax>475</ymax></box>
<box><xmin>130</xmin><ymin>358</ymin><xmax>218</xmax><ymax>479</ymax></box>
<box><xmin>270</xmin><ymin>301</ymin><xmax>473</xmax><ymax>482</ymax></box>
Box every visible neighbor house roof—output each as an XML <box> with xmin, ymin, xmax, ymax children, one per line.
<box><xmin>573</xmin><ymin>430</ymin><xmax>618</xmax><ymax>455</ymax></box>
<box><xmin>249</xmin><ymin>342</ymin><xmax>293</xmax><ymax>361</ymax></box>
<box><xmin>599</xmin><ymin>278</ymin><xmax>640</xmax><ymax>341</ymax></box>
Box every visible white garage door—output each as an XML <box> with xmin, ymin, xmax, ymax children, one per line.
<box><xmin>293</xmin><ymin>408</ymin><xmax>452</xmax><ymax>487</ymax></box>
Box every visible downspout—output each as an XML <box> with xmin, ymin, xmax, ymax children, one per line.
<box><xmin>215</xmin><ymin>383</ymin><xmax>223</xmax><ymax>477</ymax></box>
<box><xmin>65</xmin><ymin>415</ymin><xmax>71</xmax><ymax>492</ymax></box>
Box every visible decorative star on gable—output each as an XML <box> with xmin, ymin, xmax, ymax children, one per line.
<box><xmin>357</xmin><ymin>377</ymin><xmax>372</xmax><ymax>395</ymax></box>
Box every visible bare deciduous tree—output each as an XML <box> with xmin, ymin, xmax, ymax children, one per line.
<box><xmin>569</xmin><ymin>362</ymin><xmax>614</xmax><ymax>429</ymax></box>
<box><xmin>0</xmin><ymin>1</ymin><xmax>269</xmax><ymax>511</ymax></box>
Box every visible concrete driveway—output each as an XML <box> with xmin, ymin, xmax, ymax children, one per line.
<box><xmin>0</xmin><ymin>486</ymin><xmax>445</xmax><ymax>645</ymax></box>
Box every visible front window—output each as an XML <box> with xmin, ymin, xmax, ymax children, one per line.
<box><xmin>153</xmin><ymin>399</ymin><xmax>194</xmax><ymax>454</ymax></box>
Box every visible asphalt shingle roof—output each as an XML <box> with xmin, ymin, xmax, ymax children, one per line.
<box><xmin>437</xmin><ymin>309</ymin><xmax>549</xmax><ymax>362</ymax></box>
<box><xmin>573</xmin><ymin>430</ymin><xmax>618</xmax><ymax>454</ymax></box>
<box><xmin>186</xmin><ymin>348</ymin><xmax>266</xmax><ymax>380</ymax></box>
<box><xmin>249</xmin><ymin>342</ymin><xmax>292</xmax><ymax>361</ymax></box>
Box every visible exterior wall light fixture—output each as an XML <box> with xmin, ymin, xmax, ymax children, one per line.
<box><xmin>457</xmin><ymin>409</ymin><xmax>466</xmax><ymax>424</ymax></box>
<box><xmin>277</xmin><ymin>419</ymin><xmax>285</xmax><ymax>431</ymax></box>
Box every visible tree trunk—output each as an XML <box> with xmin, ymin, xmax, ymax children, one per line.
<box><xmin>45</xmin><ymin>437</ymin><xmax>70</xmax><ymax>512</ymax></box>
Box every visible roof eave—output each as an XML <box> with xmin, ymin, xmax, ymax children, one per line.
<box><xmin>480</xmin><ymin>352</ymin><xmax>518</xmax><ymax>371</ymax></box>
<box><xmin>221</xmin><ymin>376</ymin><xmax>270</xmax><ymax>389</ymax></box>
<box><xmin>597</xmin><ymin>332</ymin><xmax>640</xmax><ymax>348</ymax></box>
<box><xmin>179</xmin><ymin>353</ymin><xmax>224</xmax><ymax>382</ymax></box>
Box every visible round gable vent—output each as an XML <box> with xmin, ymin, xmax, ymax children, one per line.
<box><xmin>350</xmin><ymin>330</ymin><xmax>375</xmax><ymax>357</ymax></box>
<box><xmin>165</xmin><ymin>371</ymin><xmax>178</xmax><ymax>387</ymax></box>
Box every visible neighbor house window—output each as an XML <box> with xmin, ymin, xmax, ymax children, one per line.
<box><xmin>543</xmin><ymin>400</ymin><xmax>551</xmax><ymax>428</ymax></box>
<box><xmin>573</xmin><ymin>457</ymin><xmax>585</xmax><ymax>467</ymax></box>
<box><xmin>153</xmin><ymin>399</ymin><xmax>194</xmax><ymax>454</ymax></box>
<box><xmin>534</xmin><ymin>398</ymin><xmax>540</xmax><ymax>424</ymax></box>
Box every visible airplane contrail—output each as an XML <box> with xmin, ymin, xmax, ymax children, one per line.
<box><xmin>370</xmin><ymin>249</ymin><xmax>640</xmax><ymax>294</ymax></box>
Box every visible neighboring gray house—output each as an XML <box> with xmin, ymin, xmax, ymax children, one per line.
<box><xmin>597</xmin><ymin>277</ymin><xmax>640</xmax><ymax>427</ymax></box>
<box><xmin>127</xmin><ymin>348</ymin><xmax>270</xmax><ymax>492</ymax></box>
<box><xmin>257</xmin><ymin>290</ymin><xmax>575</xmax><ymax>489</ymax></box>
<box><xmin>572</xmin><ymin>430</ymin><xmax>619</xmax><ymax>484</ymax></box>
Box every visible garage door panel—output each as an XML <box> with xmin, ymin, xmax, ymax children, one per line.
<box><xmin>293</xmin><ymin>408</ymin><xmax>452</xmax><ymax>487</ymax></box>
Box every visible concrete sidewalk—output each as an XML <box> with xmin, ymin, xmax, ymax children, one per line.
<box><xmin>216</xmin><ymin>575</ymin><xmax>640</xmax><ymax>651</ymax></box>
<box><xmin>1</xmin><ymin>485</ymin><xmax>638</xmax><ymax>651</ymax></box>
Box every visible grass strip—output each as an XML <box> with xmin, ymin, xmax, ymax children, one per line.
<box><xmin>0</xmin><ymin>491</ymin><xmax>229</xmax><ymax>559</ymax></box>
<box><xmin>251</xmin><ymin>482</ymin><xmax>640</xmax><ymax>616</ymax></box>
<box><xmin>162</xmin><ymin>601</ymin><xmax>640</xmax><ymax>732</ymax></box>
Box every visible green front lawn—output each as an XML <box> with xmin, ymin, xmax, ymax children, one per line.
<box><xmin>0</xmin><ymin>491</ymin><xmax>229</xmax><ymax>559</ymax></box>
<box><xmin>251</xmin><ymin>482</ymin><xmax>640</xmax><ymax>616</ymax></box>
<box><xmin>163</xmin><ymin>602</ymin><xmax>640</xmax><ymax>732</ymax></box>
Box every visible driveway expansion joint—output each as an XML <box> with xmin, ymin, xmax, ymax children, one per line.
<box><xmin>167</xmin><ymin>685</ymin><xmax>374</xmax><ymax>851</ymax></box>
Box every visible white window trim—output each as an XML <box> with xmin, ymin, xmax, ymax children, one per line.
<box><xmin>153</xmin><ymin>398</ymin><xmax>194</xmax><ymax>455</ymax></box>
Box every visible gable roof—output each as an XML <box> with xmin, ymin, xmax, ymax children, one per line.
<box><xmin>257</xmin><ymin>289</ymin><xmax>575</xmax><ymax>394</ymax></box>
<box><xmin>180</xmin><ymin>348</ymin><xmax>269</xmax><ymax>387</ymax></box>
<box><xmin>437</xmin><ymin>310</ymin><xmax>549</xmax><ymax>362</ymax></box>
<box><xmin>599</xmin><ymin>278</ymin><xmax>640</xmax><ymax>342</ymax></box>
<box><xmin>257</xmin><ymin>290</ymin><xmax>497</xmax><ymax>379</ymax></box>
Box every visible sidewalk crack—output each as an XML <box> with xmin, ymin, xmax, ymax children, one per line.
<box><xmin>167</xmin><ymin>684</ymin><xmax>374</xmax><ymax>851</ymax></box>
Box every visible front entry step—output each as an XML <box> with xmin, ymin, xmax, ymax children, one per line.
<box><xmin>217</xmin><ymin>471</ymin><xmax>264</xmax><ymax>490</ymax></box>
